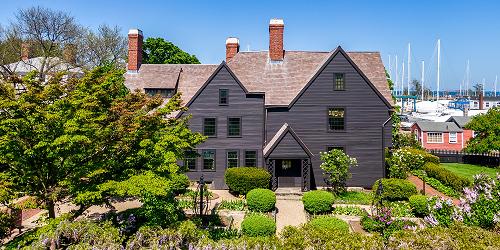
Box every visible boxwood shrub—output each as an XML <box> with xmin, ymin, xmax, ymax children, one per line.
<box><xmin>423</xmin><ymin>163</ymin><xmax>471</xmax><ymax>192</ymax></box>
<box><xmin>302</xmin><ymin>190</ymin><xmax>334</xmax><ymax>214</ymax></box>
<box><xmin>372</xmin><ymin>178</ymin><xmax>417</xmax><ymax>201</ymax></box>
<box><xmin>224</xmin><ymin>167</ymin><xmax>271</xmax><ymax>195</ymax></box>
<box><xmin>408</xmin><ymin>194</ymin><xmax>429</xmax><ymax>217</ymax></box>
<box><xmin>308</xmin><ymin>216</ymin><xmax>349</xmax><ymax>232</ymax></box>
<box><xmin>246</xmin><ymin>188</ymin><xmax>276</xmax><ymax>212</ymax></box>
<box><xmin>241</xmin><ymin>213</ymin><xmax>276</xmax><ymax>237</ymax></box>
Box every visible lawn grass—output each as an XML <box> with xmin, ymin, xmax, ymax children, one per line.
<box><xmin>334</xmin><ymin>191</ymin><xmax>372</xmax><ymax>205</ymax></box>
<box><xmin>440</xmin><ymin>163</ymin><xmax>499</xmax><ymax>181</ymax></box>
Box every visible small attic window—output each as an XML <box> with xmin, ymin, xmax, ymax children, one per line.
<box><xmin>144</xmin><ymin>88</ymin><xmax>174</xmax><ymax>98</ymax></box>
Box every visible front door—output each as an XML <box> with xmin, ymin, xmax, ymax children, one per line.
<box><xmin>275</xmin><ymin>159</ymin><xmax>302</xmax><ymax>187</ymax></box>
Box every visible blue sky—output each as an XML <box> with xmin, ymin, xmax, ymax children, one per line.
<box><xmin>1</xmin><ymin>0</ymin><xmax>499</xmax><ymax>91</ymax></box>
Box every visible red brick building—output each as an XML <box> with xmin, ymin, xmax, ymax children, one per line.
<box><xmin>412</xmin><ymin>121</ymin><xmax>465</xmax><ymax>151</ymax></box>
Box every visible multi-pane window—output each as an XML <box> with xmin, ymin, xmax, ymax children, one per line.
<box><xmin>245</xmin><ymin>150</ymin><xmax>257</xmax><ymax>167</ymax></box>
<box><xmin>227</xmin><ymin>117</ymin><xmax>241</xmax><ymax>137</ymax></box>
<box><xmin>327</xmin><ymin>146</ymin><xmax>345</xmax><ymax>152</ymax></box>
<box><xmin>328</xmin><ymin>108</ymin><xmax>345</xmax><ymax>131</ymax></box>
<box><xmin>227</xmin><ymin>151</ymin><xmax>239</xmax><ymax>168</ymax></box>
<box><xmin>202</xmin><ymin>149</ymin><xmax>216</xmax><ymax>170</ymax></box>
<box><xmin>427</xmin><ymin>132</ymin><xmax>443</xmax><ymax>143</ymax></box>
<box><xmin>334</xmin><ymin>73</ymin><xmax>345</xmax><ymax>90</ymax></box>
<box><xmin>449</xmin><ymin>132</ymin><xmax>457</xmax><ymax>143</ymax></box>
<box><xmin>144</xmin><ymin>88</ymin><xmax>175</xmax><ymax>98</ymax></box>
<box><xmin>203</xmin><ymin>118</ymin><xmax>217</xmax><ymax>137</ymax></box>
<box><xmin>184</xmin><ymin>150</ymin><xmax>197</xmax><ymax>171</ymax></box>
<box><xmin>219</xmin><ymin>89</ymin><xmax>229</xmax><ymax>105</ymax></box>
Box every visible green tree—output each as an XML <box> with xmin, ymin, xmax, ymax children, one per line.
<box><xmin>465</xmin><ymin>107</ymin><xmax>500</xmax><ymax>153</ymax></box>
<box><xmin>320</xmin><ymin>149</ymin><xmax>357</xmax><ymax>194</ymax></box>
<box><xmin>0</xmin><ymin>65</ymin><xmax>204</xmax><ymax>219</ymax></box>
<box><xmin>142</xmin><ymin>37</ymin><xmax>200</xmax><ymax>64</ymax></box>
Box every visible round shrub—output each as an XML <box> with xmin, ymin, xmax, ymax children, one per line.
<box><xmin>372</xmin><ymin>178</ymin><xmax>417</xmax><ymax>201</ymax></box>
<box><xmin>308</xmin><ymin>216</ymin><xmax>349</xmax><ymax>232</ymax></box>
<box><xmin>241</xmin><ymin>213</ymin><xmax>276</xmax><ymax>237</ymax></box>
<box><xmin>224</xmin><ymin>167</ymin><xmax>271</xmax><ymax>195</ymax></box>
<box><xmin>409</xmin><ymin>195</ymin><xmax>429</xmax><ymax>217</ymax></box>
<box><xmin>302</xmin><ymin>190</ymin><xmax>334</xmax><ymax>214</ymax></box>
<box><xmin>246</xmin><ymin>188</ymin><xmax>276</xmax><ymax>212</ymax></box>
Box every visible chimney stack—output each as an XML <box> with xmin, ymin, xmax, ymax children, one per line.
<box><xmin>21</xmin><ymin>42</ymin><xmax>30</xmax><ymax>61</ymax></box>
<box><xmin>128</xmin><ymin>29</ymin><xmax>143</xmax><ymax>72</ymax></box>
<box><xmin>63</xmin><ymin>44</ymin><xmax>77</xmax><ymax>65</ymax></box>
<box><xmin>269</xmin><ymin>18</ymin><xmax>284</xmax><ymax>61</ymax></box>
<box><xmin>225</xmin><ymin>37</ymin><xmax>239</xmax><ymax>62</ymax></box>
<box><xmin>479</xmin><ymin>91</ymin><xmax>484</xmax><ymax>110</ymax></box>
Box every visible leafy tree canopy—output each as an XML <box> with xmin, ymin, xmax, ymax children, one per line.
<box><xmin>0</xmin><ymin>65</ymin><xmax>204</xmax><ymax>219</ymax></box>
<box><xmin>142</xmin><ymin>37</ymin><xmax>200</xmax><ymax>64</ymax></box>
<box><xmin>465</xmin><ymin>107</ymin><xmax>500</xmax><ymax>153</ymax></box>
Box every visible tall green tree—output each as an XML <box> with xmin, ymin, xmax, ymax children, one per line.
<box><xmin>0</xmin><ymin>65</ymin><xmax>204</xmax><ymax>219</ymax></box>
<box><xmin>465</xmin><ymin>107</ymin><xmax>500</xmax><ymax>153</ymax></box>
<box><xmin>142</xmin><ymin>37</ymin><xmax>200</xmax><ymax>64</ymax></box>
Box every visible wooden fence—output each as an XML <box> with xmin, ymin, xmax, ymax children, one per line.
<box><xmin>427</xmin><ymin>149</ymin><xmax>500</xmax><ymax>167</ymax></box>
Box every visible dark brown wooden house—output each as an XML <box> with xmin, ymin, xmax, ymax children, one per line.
<box><xmin>125</xmin><ymin>19</ymin><xmax>394</xmax><ymax>190</ymax></box>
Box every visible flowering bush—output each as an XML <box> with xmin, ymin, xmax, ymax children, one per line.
<box><xmin>320</xmin><ymin>149</ymin><xmax>357</xmax><ymax>194</ymax></box>
<box><xmin>361</xmin><ymin>207</ymin><xmax>419</xmax><ymax>239</ymax></box>
<box><xmin>458</xmin><ymin>174</ymin><xmax>500</xmax><ymax>229</ymax></box>
<box><xmin>424</xmin><ymin>197</ymin><xmax>456</xmax><ymax>227</ymax></box>
<box><xmin>387</xmin><ymin>147</ymin><xmax>438</xmax><ymax>179</ymax></box>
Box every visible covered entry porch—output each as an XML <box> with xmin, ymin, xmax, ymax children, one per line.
<box><xmin>263</xmin><ymin>123</ymin><xmax>313</xmax><ymax>191</ymax></box>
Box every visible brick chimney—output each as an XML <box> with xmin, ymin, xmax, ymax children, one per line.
<box><xmin>128</xmin><ymin>29</ymin><xmax>143</xmax><ymax>72</ymax></box>
<box><xmin>63</xmin><ymin>44</ymin><xmax>77</xmax><ymax>65</ymax></box>
<box><xmin>21</xmin><ymin>42</ymin><xmax>30</xmax><ymax>61</ymax></box>
<box><xmin>479</xmin><ymin>91</ymin><xmax>484</xmax><ymax>110</ymax></box>
<box><xmin>269</xmin><ymin>18</ymin><xmax>284</xmax><ymax>61</ymax></box>
<box><xmin>225</xmin><ymin>37</ymin><xmax>239</xmax><ymax>62</ymax></box>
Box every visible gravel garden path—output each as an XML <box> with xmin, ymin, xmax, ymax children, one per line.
<box><xmin>275</xmin><ymin>195</ymin><xmax>307</xmax><ymax>232</ymax></box>
<box><xmin>407</xmin><ymin>175</ymin><xmax>460</xmax><ymax>205</ymax></box>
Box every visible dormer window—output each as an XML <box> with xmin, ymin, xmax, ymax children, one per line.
<box><xmin>144</xmin><ymin>88</ymin><xmax>174</xmax><ymax>98</ymax></box>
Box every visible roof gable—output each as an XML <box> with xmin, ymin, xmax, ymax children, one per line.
<box><xmin>446</xmin><ymin>116</ymin><xmax>471</xmax><ymax>128</ymax></box>
<box><xmin>287</xmin><ymin>47</ymin><xmax>393</xmax><ymax>109</ymax></box>
<box><xmin>415</xmin><ymin>121</ymin><xmax>463</xmax><ymax>132</ymax></box>
<box><xmin>264</xmin><ymin>123</ymin><xmax>313</xmax><ymax>158</ymax></box>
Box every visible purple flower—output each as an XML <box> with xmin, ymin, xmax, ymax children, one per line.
<box><xmin>463</xmin><ymin>187</ymin><xmax>478</xmax><ymax>203</ymax></box>
<box><xmin>424</xmin><ymin>214</ymin><xmax>439</xmax><ymax>227</ymax></box>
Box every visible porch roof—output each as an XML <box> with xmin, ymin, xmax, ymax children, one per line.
<box><xmin>264</xmin><ymin>123</ymin><xmax>313</xmax><ymax>158</ymax></box>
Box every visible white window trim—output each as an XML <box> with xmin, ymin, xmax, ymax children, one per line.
<box><xmin>427</xmin><ymin>132</ymin><xmax>443</xmax><ymax>143</ymax></box>
<box><xmin>449</xmin><ymin>132</ymin><xmax>458</xmax><ymax>143</ymax></box>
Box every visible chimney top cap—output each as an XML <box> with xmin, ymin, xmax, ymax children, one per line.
<box><xmin>269</xmin><ymin>18</ymin><xmax>284</xmax><ymax>25</ymax></box>
<box><xmin>226</xmin><ymin>37</ymin><xmax>239</xmax><ymax>44</ymax></box>
<box><xmin>128</xmin><ymin>29</ymin><xmax>143</xmax><ymax>36</ymax></box>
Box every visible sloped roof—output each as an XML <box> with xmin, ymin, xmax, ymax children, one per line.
<box><xmin>415</xmin><ymin>121</ymin><xmax>463</xmax><ymax>132</ymax></box>
<box><xmin>263</xmin><ymin>123</ymin><xmax>313</xmax><ymax>158</ymax></box>
<box><xmin>2</xmin><ymin>57</ymin><xmax>82</xmax><ymax>75</ymax></box>
<box><xmin>124</xmin><ymin>49</ymin><xmax>393</xmax><ymax>107</ymax></box>
<box><xmin>446</xmin><ymin>116</ymin><xmax>472</xmax><ymax>128</ymax></box>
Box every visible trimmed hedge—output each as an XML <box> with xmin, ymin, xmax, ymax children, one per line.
<box><xmin>372</xmin><ymin>178</ymin><xmax>417</xmax><ymax>201</ymax></box>
<box><xmin>302</xmin><ymin>190</ymin><xmax>334</xmax><ymax>214</ymax></box>
<box><xmin>409</xmin><ymin>195</ymin><xmax>429</xmax><ymax>217</ymax></box>
<box><xmin>224</xmin><ymin>167</ymin><xmax>271</xmax><ymax>195</ymax></box>
<box><xmin>423</xmin><ymin>163</ymin><xmax>471</xmax><ymax>192</ymax></box>
<box><xmin>241</xmin><ymin>213</ymin><xmax>276</xmax><ymax>237</ymax></box>
<box><xmin>308</xmin><ymin>216</ymin><xmax>349</xmax><ymax>233</ymax></box>
<box><xmin>247</xmin><ymin>188</ymin><xmax>276</xmax><ymax>212</ymax></box>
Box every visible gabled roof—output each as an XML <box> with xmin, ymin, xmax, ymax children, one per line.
<box><xmin>446</xmin><ymin>116</ymin><xmax>472</xmax><ymax>128</ymax></box>
<box><xmin>263</xmin><ymin>123</ymin><xmax>313</xmax><ymax>158</ymax></box>
<box><xmin>124</xmin><ymin>49</ymin><xmax>393</xmax><ymax>108</ymax></box>
<box><xmin>414</xmin><ymin>121</ymin><xmax>463</xmax><ymax>132</ymax></box>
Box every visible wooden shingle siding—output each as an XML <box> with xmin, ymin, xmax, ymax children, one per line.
<box><xmin>182</xmin><ymin>65</ymin><xmax>265</xmax><ymax>188</ymax></box>
<box><xmin>266</xmin><ymin>52</ymin><xmax>391</xmax><ymax>188</ymax></box>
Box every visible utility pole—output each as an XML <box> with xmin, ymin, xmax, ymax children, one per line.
<box><xmin>421</xmin><ymin>60</ymin><xmax>425</xmax><ymax>101</ymax></box>
<box><xmin>408</xmin><ymin>43</ymin><xmax>411</xmax><ymax>95</ymax></box>
<box><xmin>437</xmin><ymin>39</ymin><xmax>441</xmax><ymax>101</ymax></box>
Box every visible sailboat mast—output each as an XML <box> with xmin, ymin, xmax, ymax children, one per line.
<box><xmin>421</xmin><ymin>60</ymin><xmax>425</xmax><ymax>101</ymax></box>
<box><xmin>466</xmin><ymin>60</ymin><xmax>470</xmax><ymax>96</ymax></box>
<box><xmin>395</xmin><ymin>55</ymin><xmax>398</xmax><ymax>95</ymax></box>
<box><xmin>401</xmin><ymin>62</ymin><xmax>405</xmax><ymax>95</ymax></box>
<box><xmin>495</xmin><ymin>75</ymin><xmax>498</xmax><ymax>97</ymax></box>
<box><xmin>437</xmin><ymin>39</ymin><xmax>441</xmax><ymax>101</ymax></box>
<box><xmin>407</xmin><ymin>43</ymin><xmax>411</xmax><ymax>95</ymax></box>
<box><xmin>482</xmin><ymin>78</ymin><xmax>486</xmax><ymax>96</ymax></box>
